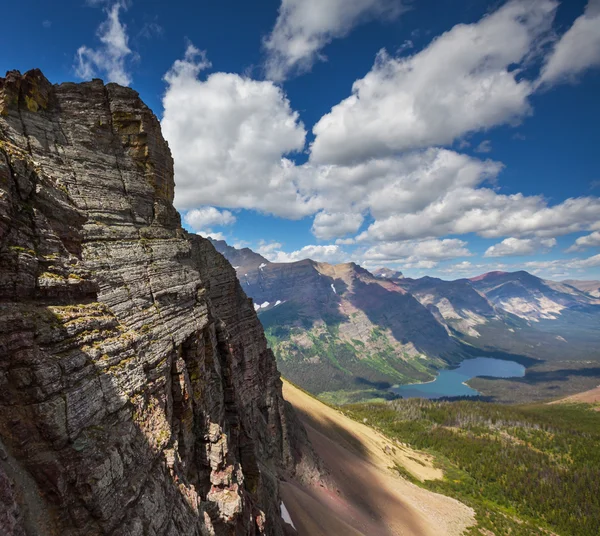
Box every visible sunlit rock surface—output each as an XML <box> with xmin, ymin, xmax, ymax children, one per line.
<box><xmin>0</xmin><ymin>69</ymin><xmax>320</xmax><ymax>536</ymax></box>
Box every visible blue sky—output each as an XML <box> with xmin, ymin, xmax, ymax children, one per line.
<box><xmin>2</xmin><ymin>0</ymin><xmax>600</xmax><ymax>280</ymax></box>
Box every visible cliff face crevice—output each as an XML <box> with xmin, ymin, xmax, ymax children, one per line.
<box><xmin>0</xmin><ymin>69</ymin><xmax>320</xmax><ymax>536</ymax></box>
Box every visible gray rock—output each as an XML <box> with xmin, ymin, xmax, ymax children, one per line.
<box><xmin>0</xmin><ymin>69</ymin><xmax>322</xmax><ymax>536</ymax></box>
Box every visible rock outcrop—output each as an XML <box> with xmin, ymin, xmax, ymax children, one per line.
<box><xmin>0</xmin><ymin>69</ymin><xmax>319</xmax><ymax>536</ymax></box>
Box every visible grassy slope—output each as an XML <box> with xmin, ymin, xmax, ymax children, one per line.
<box><xmin>343</xmin><ymin>399</ymin><xmax>600</xmax><ymax>536</ymax></box>
<box><xmin>262</xmin><ymin>302</ymin><xmax>442</xmax><ymax>403</ymax></box>
<box><xmin>259</xmin><ymin>288</ymin><xmax>600</xmax><ymax>405</ymax></box>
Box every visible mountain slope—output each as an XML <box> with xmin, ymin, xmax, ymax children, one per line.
<box><xmin>397</xmin><ymin>276</ymin><xmax>501</xmax><ymax>338</ymax></box>
<box><xmin>346</xmin><ymin>398</ymin><xmax>600</xmax><ymax>536</ymax></box>
<box><xmin>214</xmin><ymin>240</ymin><xmax>600</xmax><ymax>404</ymax></box>
<box><xmin>211</xmin><ymin>240</ymin><xmax>462</xmax><ymax>401</ymax></box>
<box><xmin>469</xmin><ymin>270</ymin><xmax>599</xmax><ymax>321</ymax></box>
<box><xmin>563</xmin><ymin>279</ymin><xmax>600</xmax><ymax>298</ymax></box>
<box><xmin>280</xmin><ymin>380</ymin><xmax>475</xmax><ymax>536</ymax></box>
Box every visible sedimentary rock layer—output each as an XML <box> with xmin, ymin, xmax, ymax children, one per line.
<box><xmin>0</xmin><ymin>69</ymin><xmax>319</xmax><ymax>536</ymax></box>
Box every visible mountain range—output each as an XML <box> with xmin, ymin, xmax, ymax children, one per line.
<box><xmin>211</xmin><ymin>239</ymin><xmax>600</xmax><ymax>403</ymax></box>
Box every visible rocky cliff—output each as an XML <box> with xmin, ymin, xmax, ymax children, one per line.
<box><xmin>0</xmin><ymin>69</ymin><xmax>319</xmax><ymax>536</ymax></box>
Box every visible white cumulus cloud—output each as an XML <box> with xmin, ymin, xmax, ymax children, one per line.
<box><xmin>183</xmin><ymin>206</ymin><xmax>236</xmax><ymax>232</ymax></box>
<box><xmin>524</xmin><ymin>253</ymin><xmax>600</xmax><ymax>275</ymax></box>
<box><xmin>197</xmin><ymin>230</ymin><xmax>227</xmax><ymax>241</ymax></box>
<box><xmin>567</xmin><ymin>231</ymin><xmax>600</xmax><ymax>252</ymax></box>
<box><xmin>162</xmin><ymin>44</ymin><xmax>316</xmax><ymax>218</ymax></box>
<box><xmin>310</xmin><ymin>0</ymin><xmax>558</xmax><ymax>165</ymax></box>
<box><xmin>311</xmin><ymin>211</ymin><xmax>364</xmax><ymax>240</ymax></box>
<box><xmin>359</xmin><ymin>189</ymin><xmax>600</xmax><ymax>243</ymax></box>
<box><xmin>264</xmin><ymin>0</ymin><xmax>406</xmax><ymax>81</ymax></box>
<box><xmin>259</xmin><ymin>243</ymin><xmax>349</xmax><ymax>264</ymax></box>
<box><xmin>484</xmin><ymin>237</ymin><xmax>557</xmax><ymax>257</ymax></box>
<box><xmin>538</xmin><ymin>0</ymin><xmax>600</xmax><ymax>85</ymax></box>
<box><xmin>361</xmin><ymin>238</ymin><xmax>472</xmax><ymax>265</ymax></box>
<box><xmin>161</xmin><ymin>2</ymin><xmax>600</xmax><ymax>269</ymax></box>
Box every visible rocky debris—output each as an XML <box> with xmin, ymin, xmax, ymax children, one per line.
<box><xmin>0</xmin><ymin>69</ymin><xmax>322</xmax><ymax>536</ymax></box>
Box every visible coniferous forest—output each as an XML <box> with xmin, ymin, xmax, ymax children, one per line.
<box><xmin>344</xmin><ymin>400</ymin><xmax>600</xmax><ymax>536</ymax></box>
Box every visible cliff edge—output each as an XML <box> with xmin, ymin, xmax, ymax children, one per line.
<box><xmin>0</xmin><ymin>69</ymin><xmax>320</xmax><ymax>536</ymax></box>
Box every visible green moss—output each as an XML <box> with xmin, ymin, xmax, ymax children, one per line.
<box><xmin>157</xmin><ymin>428</ymin><xmax>171</xmax><ymax>444</ymax></box>
<box><xmin>9</xmin><ymin>245</ymin><xmax>36</xmax><ymax>256</ymax></box>
<box><xmin>40</xmin><ymin>271</ymin><xmax>65</xmax><ymax>281</ymax></box>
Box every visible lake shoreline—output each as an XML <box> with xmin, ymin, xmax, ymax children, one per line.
<box><xmin>390</xmin><ymin>357</ymin><xmax>526</xmax><ymax>400</ymax></box>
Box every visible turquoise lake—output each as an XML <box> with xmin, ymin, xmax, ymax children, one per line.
<box><xmin>390</xmin><ymin>357</ymin><xmax>526</xmax><ymax>399</ymax></box>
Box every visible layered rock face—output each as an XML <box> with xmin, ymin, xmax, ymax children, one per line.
<box><xmin>0</xmin><ymin>70</ymin><xmax>318</xmax><ymax>536</ymax></box>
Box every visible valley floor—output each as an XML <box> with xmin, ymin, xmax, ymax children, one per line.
<box><xmin>281</xmin><ymin>380</ymin><xmax>475</xmax><ymax>536</ymax></box>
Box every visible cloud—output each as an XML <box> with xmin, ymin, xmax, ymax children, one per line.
<box><xmin>311</xmin><ymin>211</ymin><xmax>364</xmax><ymax>240</ymax></box>
<box><xmin>359</xmin><ymin>186</ymin><xmax>600</xmax><ymax>243</ymax></box>
<box><xmin>484</xmin><ymin>237</ymin><xmax>556</xmax><ymax>257</ymax></box>
<box><xmin>75</xmin><ymin>2</ymin><xmax>134</xmax><ymax>85</ymax></box>
<box><xmin>570</xmin><ymin>253</ymin><xmax>600</xmax><ymax>269</ymax></box>
<box><xmin>259</xmin><ymin>243</ymin><xmax>349</xmax><ymax>264</ymax></box>
<box><xmin>310</xmin><ymin>0</ymin><xmax>558</xmax><ymax>165</ymax></box>
<box><xmin>264</xmin><ymin>0</ymin><xmax>406</xmax><ymax>81</ymax></box>
<box><xmin>161</xmin><ymin>4</ymin><xmax>600</xmax><ymax>261</ymax></box>
<box><xmin>162</xmin><ymin>44</ymin><xmax>316</xmax><ymax>218</ymax></box>
<box><xmin>398</xmin><ymin>260</ymin><xmax>439</xmax><ymax>270</ymax></box>
<box><xmin>567</xmin><ymin>231</ymin><xmax>600</xmax><ymax>252</ymax></box>
<box><xmin>439</xmin><ymin>261</ymin><xmax>482</xmax><ymax>274</ymax></box>
<box><xmin>196</xmin><ymin>230</ymin><xmax>227</xmax><ymax>241</ymax></box>
<box><xmin>183</xmin><ymin>206</ymin><xmax>236</xmax><ymax>232</ymax></box>
<box><xmin>524</xmin><ymin>253</ymin><xmax>600</xmax><ymax>275</ymax></box>
<box><xmin>397</xmin><ymin>39</ymin><xmax>414</xmax><ymax>53</ymax></box>
<box><xmin>299</xmin><ymin>148</ymin><xmax>503</xmax><ymax>221</ymax></box>
<box><xmin>360</xmin><ymin>238</ymin><xmax>472</xmax><ymax>266</ymax></box>
<box><xmin>538</xmin><ymin>0</ymin><xmax>600</xmax><ymax>86</ymax></box>
<box><xmin>474</xmin><ymin>140</ymin><xmax>493</xmax><ymax>154</ymax></box>
<box><xmin>138</xmin><ymin>21</ymin><xmax>164</xmax><ymax>40</ymax></box>
<box><xmin>42</xmin><ymin>20</ymin><xmax>52</xmax><ymax>28</ymax></box>
<box><xmin>163</xmin><ymin>42</ymin><xmax>211</xmax><ymax>82</ymax></box>
<box><xmin>256</xmin><ymin>240</ymin><xmax>284</xmax><ymax>257</ymax></box>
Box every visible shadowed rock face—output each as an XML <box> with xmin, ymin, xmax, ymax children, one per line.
<box><xmin>0</xmin><ymin>69</ymin><xmax>319</xmax><ymax>536</ymax></box>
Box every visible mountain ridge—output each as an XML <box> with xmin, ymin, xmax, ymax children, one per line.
<box><xmin>211</xmin><ymin>238</ymin><xmax>600</xmax><ymax>403</ymax></box>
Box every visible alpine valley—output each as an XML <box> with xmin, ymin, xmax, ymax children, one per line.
<box><xmin>212</xmin><ymin>240</ymin><xmax>600</xmax><ymax>405</ymax></box>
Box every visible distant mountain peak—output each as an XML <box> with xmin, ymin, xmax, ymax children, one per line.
<box><xmin>469</xmin><ymin>271</ymin><xmax>509</xmax><ymax>282</ymax></box>
<box><xmin>372</xmin><ymin>267</ymin><xmax>404</xmax><ymax>280</ymax></box>
<box><xmin>209</xmin><ymin>238</ymin><xmax>270</xmax><ymax>270</ymax></box>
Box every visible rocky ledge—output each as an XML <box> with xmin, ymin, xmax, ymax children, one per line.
<box><xmin>0</xmin><ymin>69</ymin><xmax>321</xmax><ymax>536</ymax></box>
